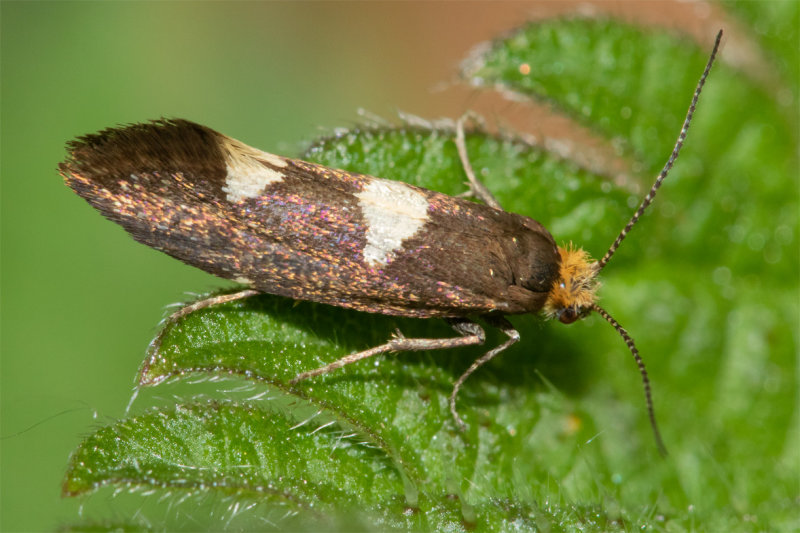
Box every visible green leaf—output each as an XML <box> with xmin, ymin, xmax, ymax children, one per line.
<box><xmin>67</xmin><ymin>125</ymin><xmax>635</xmax><ymax>531</ymax></box>
<box><xmin>64</xmin><ymin>16</ymin><xmax>798</xmax><ymax>532</ymax></box>
<box><xmin>461</xmin><ymin>16</ymin><xmax>798</xmax><ymax>531</ymax></box>
<box><xmin>64</xmin><ymin>402</ymin><xmax>409</xmax><ymax>525</ymax></box>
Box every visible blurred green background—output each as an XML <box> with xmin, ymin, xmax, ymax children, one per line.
<box><xmin>1</xmin><ymin>2</ymin><xmax>796</xmax><ymax>531</ymax></box>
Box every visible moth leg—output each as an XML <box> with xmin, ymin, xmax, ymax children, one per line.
<box><xmin>289</xmin><ymin>317</ymin><xmax>486</xmax><ymax>385</ymax></box>
<box><xmin>450</xmin><ymin>315</ymin><xmax>519</xmax><ymax>431</ymax></box>
<box><xmin>147</xmin><ymin>289</ymin><xmax>260</xmax><ymax>356</ymax></box>
<box><xmin>454</xmin><ymin>113</ymin><xmax>503</xmax><ymax>210</ymax></box>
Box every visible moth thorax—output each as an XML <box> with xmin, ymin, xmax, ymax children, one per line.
<box><xmin>544</xmin><ymin>246</ymin><xmax>600</xmax><ymax>324</ymax></box>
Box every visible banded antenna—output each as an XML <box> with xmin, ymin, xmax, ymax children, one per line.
<box><xmin>593</xmin><ymin>303</ymin><xmax>667</xmax><ymax>456</ymax></box>
<box><xmin>595</xmin><ymin>30</ymin><xmax>723</xmax><ymax>456</ymax></box>
<box><xmin>597</xmin><ymin>29</ymin><xmax>723</xmax><ymax>271</ymax></box>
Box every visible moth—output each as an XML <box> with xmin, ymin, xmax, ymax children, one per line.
<box><xmin>60</xmin><ymin>31</ymin><xmax>722</xmax><ymax>453</ymax></box>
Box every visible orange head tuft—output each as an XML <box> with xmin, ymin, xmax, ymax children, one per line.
<box><xmin>543</xmin><ymin>245</ymin><xmax>600</xmax><ymax>324</ymax></box>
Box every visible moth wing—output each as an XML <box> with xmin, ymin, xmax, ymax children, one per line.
<box><xmin>61</xmin><ymin>120</ymin><xmax>558</xmax><ymax>319</ymax></box>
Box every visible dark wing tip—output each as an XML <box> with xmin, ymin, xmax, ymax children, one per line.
<box><xmin>59</xmin><ymin>119</ymin><xmax>225</xmax><ymax>188</ymax></box>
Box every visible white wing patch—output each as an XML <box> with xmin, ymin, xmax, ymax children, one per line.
<box><xmin>356</xmin><ymin>179</ymin><xmax>429</xmax><ymax>266</ymax></box>
<box><xmin>220</xmin><ymin>136</ymin><xmax>288</xmax><ymax>202</ymax></box>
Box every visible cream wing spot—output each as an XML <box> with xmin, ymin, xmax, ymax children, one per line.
<box><xmin>219</xmin><ymin>135</ymin><xmax>288</xmax><ymax>202</ymax></box>
<box><xmin>356</xmin><ymin>179</ymin><xmax>429</xmax><ymax>266</ymax></box>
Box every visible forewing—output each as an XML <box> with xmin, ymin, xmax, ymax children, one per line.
<box><xmin>61</xmin><ymin>120</ymin><xmax>558</xmax><ymax>318</ymax></box>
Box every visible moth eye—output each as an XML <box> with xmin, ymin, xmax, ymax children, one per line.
<box><xmin>559</xmin><ymin>282</ymin><xmax>566</xmax><ymax>289</ymax></box>
<box><xmin>559</xmin><ymin>307</ymin><xmax>580</xmax><ymax>324</ymax></box>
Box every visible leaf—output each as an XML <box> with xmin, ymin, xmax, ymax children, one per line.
<box><xmin>66</xmin><ymin>125</ymin><xmax>627</xmax><ymax>531</ymax></box>
<box><xmin>64</xmin><ymin>16</ymin><xmax>798</xmax><ymax>532</ymax></box>
<box><xmin>64</xmin><ymin>402</ymin><xmax>412</xmax><ymax>528</ymax></box>
<box><xmin>463</xmin><ymin>16</ymin><xmax>799</xmax><ymax>531</ymax></box>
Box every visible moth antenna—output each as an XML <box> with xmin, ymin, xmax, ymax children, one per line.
<box><xmin>592</xmin><ymin>304</ymin><xmax>667</xmax><ymax>457</ymax></box>
<box><xmin>597</xmin><ymin>29</ymin><xmax>723</xmax><ymax>271</ymax></box>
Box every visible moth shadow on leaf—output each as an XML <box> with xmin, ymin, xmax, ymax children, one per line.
<box><xmin>232</xmin><ymin>292</ymin><xmax>594</xmax><ymax>403</ymax></box>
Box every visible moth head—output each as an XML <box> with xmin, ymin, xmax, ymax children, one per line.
<box><xmin>543</xmin><ymin>245</ymin><xmax>599</xmax><ymax>324</ymax></box>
